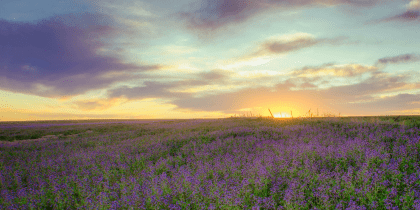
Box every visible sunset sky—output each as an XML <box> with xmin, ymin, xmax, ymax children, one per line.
<box><xmin>1</xmin><ymin>0</ymin><xmax>419</xmax><ymax>121</ymax></box>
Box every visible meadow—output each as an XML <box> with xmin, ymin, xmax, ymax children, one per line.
<box><xmin>1</xmin><ymin>116</ymin><xmax>420</xmax><ymax>209</ymax></box>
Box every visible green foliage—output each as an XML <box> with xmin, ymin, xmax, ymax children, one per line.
<box><xmin>134</xmin><ymin>128</ymin><xmax>150</xmax><ymax>137</ymax></box>
<box><xmin>129</xmin><ymin>157</ymin><xmax>146</xmax><ymax>174</ymax></box>
<box><xmin>1</xmin><ymin>132</ymin><xmax>45</xmax><ymax>142</ymax></box>
<box><xmin>253</xmin><ymin>178</ymin><xmax>272</xmax><ymax>198</ymax></box>
<box><xmin>199</xmin><ymin>135</ymin><xmax>216</xmax><ymax>144</ymax></box>
<box><xmin>398</xmin><ymin>157</ymin><xmax>417</xmax><ymax>174</ymax></box>
<box><xmin>149</xmin><ymin>128</ymin><xmax>168</xmax><ymax>135</ymax></box>
<box><xmin>222</xmin><ymin>130</ymin><xmax>254</xmax><ymax>139</ymax></box>
<box><xmin>367</xmin><ymin>156</ymin><xmax>384</xmax><ymax>169</ymax></box>
<box><xmin>154</xmin><ymin>162</ymin><xmax>169</xmax><ymax>176</ymax></box>
<box><xmin>55</xmin><ymin>129</ymin><xmax>80</xmax><ymax>136</ymax></box>
<box><xmin>63</xmin><ymin>141</ymin><xmax>72</xmax><ymax>147</ymax></box>
<box><xmin>403</xmin><ymin>119</ymin><xmax>420</xmax><ymax>129</ymax></box>
<box><xmin>80</xmin><ymin>141</ymin><xmax>96</xmax><ymax>148</ymax></box>
<box><xmin>168</xmin><ymin>141</ymin><xmax>183</xmax><ymax>156</ymax></box>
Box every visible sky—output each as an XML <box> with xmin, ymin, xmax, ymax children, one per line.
<box><xmin>0</xmin><ymin>0</ymin><xmax>419</xmax><ymax>121</ymax></box>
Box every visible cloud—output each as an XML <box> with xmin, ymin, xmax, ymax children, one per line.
<box><xmin>196</xmin><ymin>69</ymin><xmax>234</xmax><ymax>81</ymax></box>
<box><xmin>70</xmin><ymin>55</ymin><xmax>418</xmax><ymax>117</ymax></box>
<box><xmin>175</xmin><ymin>0</ymin><xmax>382</xmax><ymax>36</ymax></box>
<box><xmin>0</xmin><ymin>12</ymin><xmax>161</xmax><ymax>98</ymax></box>
<box><xmin>292</xmin><ymin>63</ymin><xmax>378</xmax><ymax>78</ymax></box>
<box><xmin>106</xmin><ymin>69</ymin><xmax>234</xmax><ymax>101</ymax></box>
<box><xmin>169</xmin><ymin>72</ymin><xmax>417</xmax><ymax>116</ymax></box>
<box><xmin>72</xmin><ymin>98</ymin><xmax>127</xmax><ymax>111</ymax></box>
<box><xmin>251</xmin><ymin>34</ymin><xmax>320</xmax><ymax>57</ymax></box>
<box><xmin>225</xmin><ymin>33</ymin><xmax>349</xmax><ymax>66</ymax></box>
<box><xmin>319</xmin><ymin>73</ymin><xmax>410</xmax><ymax>101</ymax></box>
<box><xmin>406</xmin><ymin>0</ymin><xmax>420</xmax><ymax>11</ymax></box>
<box><xmin>300</xmin><ymin>82</ymin><xmax>318</xmax><ymax>89</ymax></box>
<box><xmin>170</xmin><ymin>79</ymin><xmax>300</xmax><ymax>113</ymax></box>
<box><xmin>369</xmin><ymin>0</ymin><xmax>420</xmax><ymax>23</ymax></box>
<box><xmin>337</xmin><ymin>93</ymin><xmax>420</xmax><ymax>115</ymax></box>
<box><xmin>176</xmin><ymin>0</ymin><xmax>262</xmax><ymax>32</ymax></box>
<box><xmin>107</xmin><ymin>81</ymin><xmax>193</xmax><ymax>100</ymax></box>
<box><xmin>102</xmin><ymin>60</ymin><xmax>414</xmax><ymax>116</ymax></box>
<box><xmin>375</xmin><ymin>53</ymin><xmax>420</xmax><ymax>66</ymax></box>
<box><xmin>382</xmin><ymin>10</ymin><xmax>420</xmax><ymax>22</ymax></box>
<box><xmin>168</xmin><ymin>61</ymin><xmax>417</xmax><ymax>116</ymax></box>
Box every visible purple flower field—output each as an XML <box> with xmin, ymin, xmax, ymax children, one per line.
<box><xmin>1</xmin><ymin>117</ymin><xmax>420</xmax><ymax>209</ymax></box>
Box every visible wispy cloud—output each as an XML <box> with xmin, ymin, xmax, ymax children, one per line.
<box><xmin>248</xmin><ymin>33</ymin><xmax>321</xmax><ymax>58</ymax></box>
<box><xmin>292</xmin><ymin>63</ymin><xmax>378</xmax><ymax>78</ymax></box>
<box><xmin>375</xmin><ymin>53</ymin><xmax>420</xmax><ymax>66</ymax></box>
<box><xmin>72</xmin><ymin>98</ymin><xmax>127</xmax><ymax>111</ymax></box>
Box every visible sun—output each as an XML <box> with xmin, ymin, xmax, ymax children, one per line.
<box><xmin>273</xmin><ymin>112</ymin><xmax>292</xmax><ymax>118</ymax></box>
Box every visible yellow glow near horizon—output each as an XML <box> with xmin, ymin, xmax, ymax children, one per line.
<box><xmin>273</xmin><ymin>112</ymin><xmax>292</xmax><ymax>118</ymax></box>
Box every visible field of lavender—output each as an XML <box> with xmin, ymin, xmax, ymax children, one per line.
<box><xmin>1</xmin><ymin>116</ymin><xmax>420</xmax><ymax>209</ymax></box>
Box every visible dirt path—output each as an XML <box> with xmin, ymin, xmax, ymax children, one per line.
<box><xmin>0</xmin><ymin>135</ymin><xmax>59</xmax><ymax>145</ymax></box>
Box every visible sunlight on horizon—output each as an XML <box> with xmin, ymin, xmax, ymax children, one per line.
<box><xmin>273</xmin><ymin>112</ymin><xmax>292</xmax><ymax>118</ymax></box>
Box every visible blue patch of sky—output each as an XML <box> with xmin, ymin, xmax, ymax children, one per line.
<box><xmin>0</xmin><ymin>0</ymin><xmax>93</xmax><ymax>22</ymax></box>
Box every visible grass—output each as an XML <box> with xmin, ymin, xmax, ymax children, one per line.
<box><xmin>0</xmin><ymin>117</ymin><xmax>420</xmax><ymax>209</ymax></box>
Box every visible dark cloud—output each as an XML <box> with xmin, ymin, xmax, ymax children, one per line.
<box><xmin>263</xmin><ymin>36</ymin><xmax>347</xmax><ymax>54</ymax></box>
<box><xmin>261</xmin><ymin>37</ymin><xmax>320</xmax><ymax>54</ymax></box>
<box><xmin>175</xmin><ymin>0</ymin><xmax>382</xmax><ymax>34</ymax></box>
<box><xmin>197</xmin><ymin>69</ymin><xmax>234</xmax><ymax>81</ymax></box>
<box><xmin>368</xmin><ymin>1</ymin><xmax>420</xmax><ymax>23</ymax></box>
<box><xmin>398</xmin><ymin>10</ymin><xmax>420</xmax><ymax>20</ymax></box>
<box><xmin>0</xmin><ymin>12</ymin><xmax>161</xmax><ymax>98</ymax></box>
<box><xmin>107</xmin><ymin>81</ymin><xmax>193</xmax><ymax>100</ymax></box>
<box><xmin>176</xmin><ymin>0</ymin><xmax>262</xmax><ymax>32</ymax></box>
<box><xmin>381</xmin><ymin>10</ymin><xmax>420</xmax><ymax>22</ymax></box>
<box><xmin>375</xmin><ymin>54</ymin><xmax>420</xmax><ymax>66</ymax></box>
